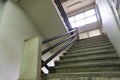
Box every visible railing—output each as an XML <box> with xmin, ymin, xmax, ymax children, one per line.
<box><xmin>41</xmin><ymin>29</ymin><xmax>79</xmax><ymax>73</ymax></box>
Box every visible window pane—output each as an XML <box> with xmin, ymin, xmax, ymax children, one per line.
<box><xmin>70</xmin><ymin>22</ymin><xmax>76</xmax><ymax>28</ymax></box>
<box><xmin>68</xmin><ymin>17</ymin><xmax>75</xmax><ymax>22</ymax></box>
<box><xmin>85</xmin><ymin>9</ymin><xmax>95</xmax><ymax>17</ymax></box>
<box><xmin>76</xmin><ymin>19</ymin><xmax>85</xmax><ymax>27</ymax></box>
<box><xmin>86</xmin><ymin>15</ymin><xmax>97</xmax><ymax>24</ymax></box>
<box><xmin>75</xmin><ymin>13</ymin><xmax>84</xmax><ymax>20</ymax></box>
<box><xmin>79</xmin><ymin>32</ymin><xmax>89</xmax><ymax>39</ymax></box>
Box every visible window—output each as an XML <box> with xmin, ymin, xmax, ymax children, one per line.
<box><xmin>68</xmin><ymin>9</ymin><xmax>97</xmax><ymax>28</ymax></box>
<box><xmin>79</xmin><ymin>29</ymin><xmax>101</xmax><ymax>39</ymax></box>
<box><xmin>79</xmin><ymin>32</ymin><xmax>89</xmax><ymax>39</ymax></box>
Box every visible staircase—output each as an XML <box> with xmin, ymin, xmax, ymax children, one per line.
<box><xmin>42</xmin><ymin>35</ymin><xmax>120</xmax><ymax>80</ymax></box>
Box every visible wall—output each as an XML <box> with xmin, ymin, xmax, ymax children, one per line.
<box><xmin>0</xmin><ymin>1</ymin><xmax>40</xmax><ymax>80</ymax></box>
<box><xmin>18</xmin><ymin>0</ymin><xmax>70</xmax><ymax>54</ymax></box>
<box><xmin>96</xmin><ymin>0</ymin><xmax>120</xmax><ymax>55</ymax></box>
<box><xmin>18</xmin><ymin>0</ymin><xmax>73</xmax><ymax>74</ymax></box>
<box><xmin>18</xmin><ymin>0</ymin><xmax>67</xmax><ymax>40</ymax></box>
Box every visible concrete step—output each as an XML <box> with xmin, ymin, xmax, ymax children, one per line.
<box><xmin>46</xmin><ymin>72</ymin><xmax>120</xmax><ymax>78</ymax></box>
<box><xmin>76</xmin><ymin>35</ymin><xmax>108</xmax><ymax>41</ymax></box>
<box><xmin>57</xmin><ymin>58</ymin><xmax>119</xmax><ymax>66</ymax></box>
<box><xmin>69</xmin><ymin>42</ymin><xmax>112</xmax><ymax>51</ymax></box>
<box><xmin>62</xmin><ymin>49</ymin><xmax>116</xmax><ymax>59</ymax></box>
<box><xmin>51</xmin><ymin>61</ymin><xmax>120</xmax><ymax>71</ymax></box>
<box><xmin>54</xmin><ymin>66</ymin><xmax>120</xmax><ymax>73</ymax></box>
<box><xmin>42</xmin><ymin>35</ymin><xmax>120</xmax><ymax>80</ymax></box>
<box><xmin>72</xmin><ymin>40</ymin><xmax>110</xmax><ymax>48</ymax></box>
<box><xmin>46</xmin><ymin>77</ymin><xmax>120</xmax><ymax>80</ymax></box>
<box><xmin>58</xmin><ymin>54</ymin><xmax>119</xmax><ymax>65</ymax></box>
<box><xmin>67</xmin><ymin>45</ymin><xmax>113</xmax><ymax>54</ymax></box>
<box><xmin>49</xmin><ymin>61</ymin><xmax>120</xmax><ymax>73</ymax></box>
<box><xmin>73</xmin><ymin>35</ymin><xmax>109</xmax><ymax>45</ymax></box>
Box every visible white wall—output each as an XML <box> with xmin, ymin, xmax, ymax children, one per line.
<box><xmin>96</xmin><ymin>0</ymin><xmax>120</xmax><ymax>55</ymax></box>
<box><xmin>0</xmin><ymin>1</ymin><xmax>40</xmax><ymax>80</ymax></box>
<box><xmin>18</xmin><ymin>0</ymin><xmax>67</xmax><ymax>40</ymax></box>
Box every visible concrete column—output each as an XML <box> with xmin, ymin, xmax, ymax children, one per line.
<box><xmin>18</xmin><ymin>36</ymin><xmax>42</xmax><ymax>80</ymax></box>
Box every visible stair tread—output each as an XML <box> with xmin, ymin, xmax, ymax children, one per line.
<box><xmin>57</xmin><ymin>59</ymin><xmax>119</xmax><ymax>67</ymax></box>
<box><xmin>72</xmin><ymin>40</ymin><xmax>110</xmax><ymax>47</ymax></box>
<box><xmin>54</xmin><ymin>61</ymin><xmax>120</xmax><ymax>69</ymax></box>
<box><xmin>75</xmin><ymin>35</ymin><xmax>108</xmax><ymax>43</ymax></box>
<box><xmin>68</xmin><ymin>45</ymin><xmax>113</xmax><ymax>53</ymax></box>
<box><xmin>42</xmin><ymin>35</ymin><xmax>120</xmax><ymax>79</ymax></box>
<box><xmin>63</xmin><ymin>49</ymin><xmax>116</xmax><ymax>58</ymax></box>
<box><xmin>47</xmin><ymin>72</ymin><xmax>120</xmax><ymax>77</ymax></box>
<box><xmin>70</xmin><ymin>43</ymin><xmax>112</xmax><ymax>50</ymax></box>
<box><xmin>60</xmin><ymin>54</ymin><xmax>119</xmax><ymax>63</ymax></box>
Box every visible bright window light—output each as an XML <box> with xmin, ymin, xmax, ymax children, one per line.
<box><xmin>68</xmin><ymin>9</ymin><xmax>97</xmax><ymax>28</ymax></box>
<box><xmin>79</xmin><ymin>32</ymin><xmax>89</xmax><ymax>39</ymax></box>
<box><xmin>68</xmin><ymin>17</ymin><xmax>75</xmax><ymax>22</ymax></box>
<box><xmin>76</xmin><ymin>19</ymin><xmax>85</xmax><ymax>27</ymax></box>
<box><xmin>79</xmin><ymin>29</ymin><xmax>101</xmax><ymax>39</ymax></box>
<box><xmin>86</xmin><ymin>15</ymin><xmax>97</xmax><ymax>24</ymax></box>
<box><xmin>71</xmin><ymin>22</ymin><xmax>76</xmax><ymax>28</ymax></box>
<box><xmin>85</xmin><ymin>9</ymin><xmax>96</xmax><ymax>17</ymax></box>
<box><xmin>75</xmin><ymin>13</ymin><xmax>84</xmax><ymax>21</ymax></box>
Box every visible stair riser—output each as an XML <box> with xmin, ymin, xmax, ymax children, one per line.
<box><xmin>61</xmin><ymin>53</ymin><xmax>118</xmax><ymax>61</ymax></box>
<box><xmin>46</xmin><ymin>72</ymin><xmax>120</xmax><ymax>78</ymax></box>
<box><xmin>69</xmin><ymin>43</ymin><xmax>112</xmax><ymax>51</ymax></box>
<box><xmin>62</xmin><ymin>50</ymin><xmax>116</xmax><ymax>59</ymax></box>
<box><xmin>75</xmin><ymin>35</ymin><xmax>108</xmax><ymax>42</ymax></box>
<box><xmin>58</xmin><ymin>58</ymin><xmax>119</xmax><ymax>66</ymax></box>
<box><xmin>53</xmin><ymin>60</ymin><xmax>120</xmax><ymax>70</ymax></box>
<box><xmin>54</xmin><ymin>66</ymin><xmax>120</xmax><ymax>73</ymax></box>
<box><xmin>67</xmin><ymin>46</ymin><xmax>113</xmax><ymax>54</ymax></box>
<box><xmin>46</xmin><ymin>77</ymin><xmax>120</xmax><ymax>80</ymax></box>
<box><xmin>43</xmin><ymin>35</ymin><xmax>120</xmax><ymax>80</ymax></box>
<box><xmin>73</xmin><ymin>40</ymin><xmax>110</xmax><ymax>47</ymax></box>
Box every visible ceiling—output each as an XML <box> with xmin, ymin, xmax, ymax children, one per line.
<box><xmin>61</xmin><ymin>0</ymin><xmax>95</xmax><ymax>14</ymax></box>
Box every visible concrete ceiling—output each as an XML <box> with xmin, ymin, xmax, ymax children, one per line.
<box><xmin>61</xmin><ymin>0</ymin><xmax>95</xmax><ymax>14</ymax></box>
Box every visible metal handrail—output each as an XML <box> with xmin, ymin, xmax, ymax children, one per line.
<box><xmin>41</xmin><ymin>0</ymin><xmax>79</xmax><ymax>73</ymax></box>
<box><xmin>42</xmin><ymin>37</ymin><xmax>77</xmax><ymax>67</ymax></box>
<box><xmin>43</xmin><ymin>29</ymin><xmax>77</xmax><ymax>44</ymax></box>
<box><xmin>41</xmin><ymin>29</ymin><xmax>78</xmax><ymax>73</ymax></box>
<box><xmin>42</xmin><ymin>33</ymin><xmax>77</xmax><ymax>55</ymax></box>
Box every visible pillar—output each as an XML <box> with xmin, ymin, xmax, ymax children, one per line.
<box><xmin>18</xmin><ymin>36</ymin><xmax>42</xmax><ymax>80</ymax></box>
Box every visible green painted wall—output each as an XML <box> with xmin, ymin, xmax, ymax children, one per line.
<box><xmin>0</xmin><ymin>1</ymin><xmax>40</xmax><ymax>80</ymax></box>
<box><xmin>96</xmin><ymin>0</ymin><xmax>120</xmax><ymax>55</ymax></box>
<box><xmin>19</xmin><ymin>36</ymin><xmax>41</xmax><ymax>80</ymax></box>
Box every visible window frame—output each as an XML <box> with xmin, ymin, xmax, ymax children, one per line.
<box><xmin>68</xmin><ymin>9</ymin><xmax>98</xmax><ymax>28</ymax></box>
